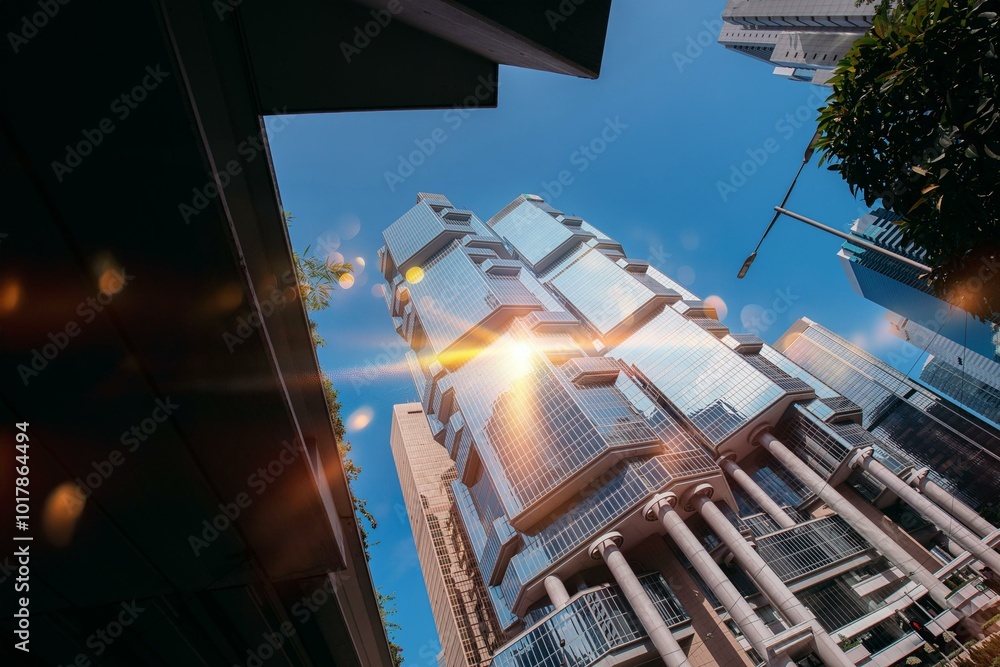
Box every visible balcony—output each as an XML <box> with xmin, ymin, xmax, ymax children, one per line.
<box><xmin>753</xmin><ymin>515</ymin><xmax>872</xmax><ymax>584</ymax></box>
<box><xmin>490</xmin><ymin>574</ymin><xmax>689</xmax><ymax>667</ymax></box>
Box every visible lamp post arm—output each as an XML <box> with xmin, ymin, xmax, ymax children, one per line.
<box><xmin>773</xmin><ymin>206</ymin><xmax>932</xmax><ymax>274</ymax></box>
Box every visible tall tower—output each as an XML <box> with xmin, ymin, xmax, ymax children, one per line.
<box><xmin>390</xmin><ymin>403</ymin><xmax>503</xmax><ymax>667</ymax></box>
<box><xmin>774</xmin><ymin>317</ymin><xmax>1000</xmax><ymax>509</ymax></box>
<box><xmin>885</xmin><ymin>312</ymin><xmax>1000</xmax><ymax>427</ymax></box>
<box><xmin>381</xmin><ymin>193</ymin><xmax>999</xmax><ymax>667</ymax></box>
<box><xmin>838</xmin><ymin>208</ymin><xmax>1000</xmax><ymax>362</ymax></box>
<box><xmin>717</xmin><ymin>0</ymin><xmax>873</xmax><ymax>84</ymax></box>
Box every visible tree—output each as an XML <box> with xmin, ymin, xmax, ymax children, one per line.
<box><xmin>286</xmin><ymin>211</ymin><xmax>353</xmax><ymax>347</ymax></box>
<box><xmin>980</xmin><ymin>502</ymin><xmax>1000</xmax><ymax>526</ymax></box>
<box><xmin>378</xmin><ymin>588</ymin><xmax>405</xmax><ymax>666</ymax></box>
<box><xmin>815</xmin><ymin>0</ymin><xmax>1000</xmax><ymax>321</ymax></box>
<box><xmin>954</xmin><ymin>632</ymin><xmax>1000</xmax><ymax>667</ymax></box>
<box><xmin>288</xmin><ymin>213</ymin><xmax>404</xmax><ymax>664</ymax></box>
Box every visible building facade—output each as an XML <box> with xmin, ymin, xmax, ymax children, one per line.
<box><xmin>774</xmin><ymin>318</ymin><xmax>1000</xmax><ymax>511</ymax></box>
<box><xmin>391</xmin><ymin>404</ymin><xmax>504</xmax><ymax>666</ymax></box>
<box><xmin>838</xmin><ymin>208</ymin><xmax>1000</xmax><ymax>362</ymax></box>
<box><xmin>885</xmin><ymin>312</ymin><xmax>1000</xmax><ymax>427</ymax></box>
<box><xmin>381</xmin><ymin>193</ymin><xmax>999</xmax><ymax>667</ymax></box>
<box><xmin>717</xmin><ymin>0</ymin><xmax>873</xmax><ymax>85</ymax></box>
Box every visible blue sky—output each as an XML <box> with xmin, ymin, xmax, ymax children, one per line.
<box><xmin>266</xmin><ymin>2</ymin><xmax>923</xmax><ymax>662</ymax></box>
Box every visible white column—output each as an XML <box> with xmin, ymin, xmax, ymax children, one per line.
<box><xmin>855</xmin><ymin>449</ymin><xmax>1000</xmax><ymax>575</ymax></box>
<box><xmin>543</xmin><ymin>575</ymin><xmax>570</xmax><ymax>610</ymax></box>
<box><xmin>719</xmin><ymin>455</ymin><xmax>796</xmax><ymax>529</ymax></box>
<box><xmin>909</xmin><ymin>468</ymin><xmax>997</xmax><ymax>538</ymax></box>
<box><xmin>589</xmin><ymin>532</ymin><xmax>693</xmax><ymax>667</ymax></box>
<box><xmin>686</xmin><ymin>486</ymin><xmax>853</xmax><ymax>667</ymax></box>
<box><xmin>644</xmin><ymin>493</ymin><xmax>796</xmax><ymax>667</ymax></box>
<box><xmin>758</xmin><ymin>433</ymin><xmax>954</xmax><ymax>609</ymax></box>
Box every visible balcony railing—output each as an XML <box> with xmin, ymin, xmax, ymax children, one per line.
<box><xmin>490</xmin><ymin>574</ymin><xmax>688</xmax><ymax>667</ymax></box>
<box><xmin>754</xmin><ymin>515</ymin><xmax>871</xmax><ymax>583</ymax></box>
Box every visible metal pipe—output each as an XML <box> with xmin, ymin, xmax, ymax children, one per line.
<box><xmin>774</xmin><ymin>207</ymin><xmax>932</xmax><ymax>273</ymax></box>
<box><xmin>719</xmin><ymin>457</ymin><xmax>796</xmax><ymax>529</ymax></box>
<box><xmin>693</xmin><ymin>494</ymin><xmax>853</xmax><ymax>667</ymax></box>
<box><xmin>855</xmin><ymin>450</ymin><xmax>1000</xmax><ymax>575</ymax></box>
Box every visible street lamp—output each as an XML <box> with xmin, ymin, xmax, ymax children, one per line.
<box><xmin>736</xmin><ymin>131</ymin><xmax>932</xmax><ymax>279</ymax></box>
<box><xmin>737</xmin><ymin>131</ymin><xmax>821</xmax><ymax>279</ymax></box>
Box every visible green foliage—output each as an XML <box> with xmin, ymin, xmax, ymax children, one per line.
<box><xmin>378</xmin><ymin>588</ymin><xmax>404</xmax><ymax>667</ymax></box>
<box><xmin>954</xmin><ymin>632</ymin><xmax>1000</xmax><ymax>666</ymax></box>
<box><xmin>285</xmin><ymin>211</ymin><xmax>353</xmax><ymax>347</ymax></box>
<box><xmin>816</xmin><ymin>0</ymin><xmax>1000</xmax><ymax>320</ymax></box>
<box><xmin>288</xmin><ymin>212</ymin><xmax>403</xmax><ymax>662</ymax></box>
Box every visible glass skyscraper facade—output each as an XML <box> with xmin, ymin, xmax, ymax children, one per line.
<box><xmin>775</xmin><ymin>318</ymin><xmax>1000</xmax><ymax>510</ymax></box>
<box><xmin>838</xmin><ymin>208</ymin><xmax>1000</xmax><ymax>363</ymax></box>
<box><xmin>885</xmin><ymin>312</ymin><xmax>1000</xmax><ymax>428</ymax></box>
<box><xmin>382</xmin><ymin>194</ymin><xmax>1000</xmax><ymax>667</ymax></box>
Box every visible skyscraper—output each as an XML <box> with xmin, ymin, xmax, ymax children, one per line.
<box><xmin>775</xmin><ymin>317</ymin><xmax>1000</xmax><ymax>510</ymax></box>
<box><xmin>885</xmin><ymin>312</ymin><xmax>1000</xmax><ymax>427</ymax></box>
<box><xmin>381</xmin><ymin>193</ymin><xmax>999</xmax><ymax>667</ymax></box>
<box><xmin>838</xmin><ymin>208</ymin><xmax>1000</xmax><ymax>362</ymax></box>
<box><xmin>717</xmin><ymin>0</ymin><xmax>873</xmax><ymax>84</ymax></box>
<box><xmin>391</xmin><ymin>403</ymin><xmax>503</xmax><ymax>666</ymax></box>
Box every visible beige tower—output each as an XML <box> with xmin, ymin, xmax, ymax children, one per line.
<box><xmin>391</xmin><ymin>403</ymin><xmax>503</xmax><ymax>667</ymax></box>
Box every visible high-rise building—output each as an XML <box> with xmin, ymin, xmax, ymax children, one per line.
<box><xmin>381</xmin><ymin>193</ymin><xmax>999</xmax><ymax>667</ymax></box>
<box><xmin>838</xmin><ymin>208</ymin><xmax>1000</xmax><ymax>362</ymax></box>
<box><xmin>774</xmin><ymin>317</ymin><xmax>1000</xmax><ymax>509</ymax></box>
<box><xmin>884</xmin><ymin>312</ymin><xmax>1000</xmax><ymax>427</ymax></box>
<box><xmin>391</xmin><ymin>403</ymin><xmax>504</xmax><ymax>667</ymax></box>
<box><xmin>717</xmin><ymin>0</ymin><xmax>873</xmax><ymax>84</ymax></box>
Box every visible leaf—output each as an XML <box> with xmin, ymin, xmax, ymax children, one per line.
<box><xmin>908</xmin><ymin>195</ymin><xmax>929</xmax><ymax>214</ymax></box>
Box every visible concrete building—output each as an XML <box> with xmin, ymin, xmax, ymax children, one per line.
<box><xmin>381</xmin><ymin>193</ymin><xmax>1000</xmax><ymax>667</ymax></box>
<box><xmin>717</xmin><ymin>0</ymin><xmax>873</xmax><ymax>84</ymax></box>
<box><xmin>391</xmin><ymin>404</ymin><xmax>504</xmax><ymax>667</ymax></box>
